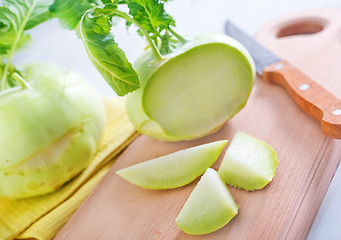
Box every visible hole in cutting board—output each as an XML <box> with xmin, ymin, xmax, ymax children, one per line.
<box><xmin>276</xmin><ymin>18</ymin><xmax>327</xmax><ymax>38</ymax></box>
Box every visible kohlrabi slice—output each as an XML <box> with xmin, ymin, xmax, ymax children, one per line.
<box><xmin>0</xmin><ymin>63</ymin><xmax>106</xmax><ymax>198</ymax></box>
<box><xmin>218</xmin><ymin>132</ymin><xmax>278</xmax><ymax>191</ymax></box>
<box><xmin>176</xmin><ymin>168</ymin><xmax>238</xmax><ymax>235</ymax></box>
<box><xmin>126</xmin><ymin>33</ymin><xmax>255</xmax><ymax>141</ymax></box>
<box><xmin>116</xmin><ymin>140</ymin><xmax>227</xmax><ymax>189</ymax></box>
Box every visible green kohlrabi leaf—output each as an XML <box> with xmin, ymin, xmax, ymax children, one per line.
<box><xmin>49</xmin><ymin>0</ymin><xmax>127</xmax><ymax>30</ymax></box>
<box><xmin>79</xmin><ymin>6</ymin><xmax>140</xmax><ymax>96</ymax></box>
<box><xmin>127</xmin><ymin>0</ymin><xmax>175</xmax><ymax>42</ymax></box>
<box><xmin>0</xmin><ymin>0</ymin><xmax>53</xmax><ymax>56</ymax></box>
<box><xmin>49</xmin><ymin>0</ymin><xmax>101</xmax><ymax>30</ymax></box>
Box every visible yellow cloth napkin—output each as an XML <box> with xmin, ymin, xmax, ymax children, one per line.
<box><xmin>0</xmin><ymin>98</ymin><xmax>138</xmax><ymax>240</ymax></box>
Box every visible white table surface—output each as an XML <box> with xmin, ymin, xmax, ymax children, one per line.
<box><xmin>13</xmin><ymin>0</ymin><xmax>341</xmax><ymax>239</ymax></box>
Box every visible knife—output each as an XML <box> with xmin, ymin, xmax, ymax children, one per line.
<box><xmin>225</xmin><ymin>21</ymin><xmax>341</xmax><ymax>139</ymax></box>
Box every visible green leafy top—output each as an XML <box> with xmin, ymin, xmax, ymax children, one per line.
<box><xmin>51</xmin><ymin>0</ymin><xmax>185</xmax><ymax>96</ymax></box>
<box><xmin>0</xmin><ymin>0</ymin><xmax>53</xmax><ymax>90</ymax></box>
<box><xmin>79</xmin><ymin>5</ymin><xmax>140</xmax><ymax>96</ymax></box>
<box><xmin>127</xmin><ymin>0</ymin><xmax>175</xmax><ymax>41</ymax></box>
<box><xmin>48</xmin><ymin>0</ymin><xmax>126</xmax><ymax>30</ymax></box>
<box><xmin>49</xmin><ymin>0</ymin><xmax>101</xmax><ymax>30</ymax></box>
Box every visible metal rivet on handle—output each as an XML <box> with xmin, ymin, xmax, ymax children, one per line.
<box><xmin>333</xmin><ymin>109</ymin><xmax>341</xmax><ymax>116</ymax></box>
<box><xmin>275</xmin><ymin>63</ymin><xmax>283</xmax><ymax>70</ymax></box>
<box><xmin>300</xmin><ymin>84</ymin><xmax>310</xmax><ymax>90</ymax></box>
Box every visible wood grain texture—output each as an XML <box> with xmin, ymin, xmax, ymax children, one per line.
<box><xmin>55</xmin><ymin>9</ymin><xmax>341</xmax><ymax>240</ymax></box>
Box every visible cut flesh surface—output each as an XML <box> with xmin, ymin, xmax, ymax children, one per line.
<box><xmin>142</xmin><ymin>43</ymin><xmax>253</xmax><ymax>140</ymax></box>
<box><xmin>116</xmin><ymin>140</ymin><xmax>227</xmax><ymax>189</ymax></box>
<box><xmin>176</xmin><ymin>168</ymin><xmax>238</xmax><ymax>235</ymax></box>
<box><xmin>218</xmin><ymin>132</ymin><xmax>278</xmax><ymax>191</ymax></box>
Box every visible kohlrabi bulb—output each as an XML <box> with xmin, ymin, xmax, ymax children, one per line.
<box><xmin>126</xmin><ymin>33</ymin><xmax>255</xmax><ymax>141</ymax></box>
<box><xmin>0</xmin><ymin>63</ymin><xmax>106</xmax><ymax>199</ymax></box>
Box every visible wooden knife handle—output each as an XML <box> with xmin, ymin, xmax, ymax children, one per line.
<box><xmin>262</xmin><ymin>60</ymin><xmax>341</xmax><ymax>139</ymax></box>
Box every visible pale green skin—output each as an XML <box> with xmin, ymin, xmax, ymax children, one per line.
<box><xmin>126</xmin><ymin>33</ymin><xmax>255</xmax><ymax>141</ymax></box>
<box><xmin>218</xmin><ymin>132</ymin><xmax>278</xmax><ymax>191</ymax></box>
<box><xmin>176</xmin><ymin>168</ymin><xmax>238</xmax><ymax>235</ymax></box>
<box><xmin>116</xmin><ymin>140</ymin><xmax>227</xmax><ymax>189</ymax></box>
<box><xmin>0</xmin><ymin>63</ymin><xmax>106</xmax><ymax>199</ymax></box>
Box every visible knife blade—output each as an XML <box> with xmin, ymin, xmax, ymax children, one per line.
<box><xmin>225</xmin><ymin>21</ymin><xmax>341</xmax><ymax>139</ymax></box>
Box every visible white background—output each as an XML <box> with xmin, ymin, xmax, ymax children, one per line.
<box><xmin>13</xmin><ymin>0</ymin><xmax>341</xmax><ymax>239</ymax></box>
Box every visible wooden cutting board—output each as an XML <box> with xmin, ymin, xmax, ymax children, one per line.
<box><xmin>55</xmin><ymin>9</ymin><xmax>341</xmax><ymax>240</ymax></box>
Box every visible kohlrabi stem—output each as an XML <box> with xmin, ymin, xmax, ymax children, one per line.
<box><xmin>12</xmin><ymin>72</ymin><xmax>29</xmax><ymax>89</ymax></box>
<box><xmin>0</xmin><ymin>0</ymin><xmax>37</xmax><ymax>90</ymax></box>
<box><xmin>111</xmin><ymin>10</ymin><xmax>164</xmax><ymax>63</ymax></box>
<box><xmin>169</xmin><ymin>28</ymin><xmax>187</xmax><ymax>44</ymax></box>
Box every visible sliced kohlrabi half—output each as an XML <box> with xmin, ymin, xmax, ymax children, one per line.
<box><xmin>126</xmin><ymin>33</ymin><xmax>255</xmax><ymax>141</ymax></box>
<box><xmin>176</xmin><ymin>168</ymin><xmax>238</xmax><ymax>235</ymax></box>
<box><xmin>116</xmin><ymin>140</ymin><xmax>227</xmax><ymax>189</ymax></box>
<box><xmin>218</xmin><ymin>132</ymin><xmax>278</xmax><ymax>191</ymax></box>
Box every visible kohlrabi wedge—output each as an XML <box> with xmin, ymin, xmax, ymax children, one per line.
<box><xmin>0</xmin><ymin>63</ymin><xmax>106</xmax><ymax>199</ymax></box>
<box><xmin>176</xmin><ymin>168</ymin><xmax>239</xmax><ymax>235</ymax></box>
<box><xmin>218</xmin><ymin>132</ymin><xmax>278</xmax><ymax>191</ymax></box>
<box><xmin>52</xmin><ymin>0</ymin><xmax>255</xmax><ymax>142</ymax></box>
<box><xmin>116</xmin><ymin>140</ymin><xmax>227</xmax><ymax>189</ymax></box>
